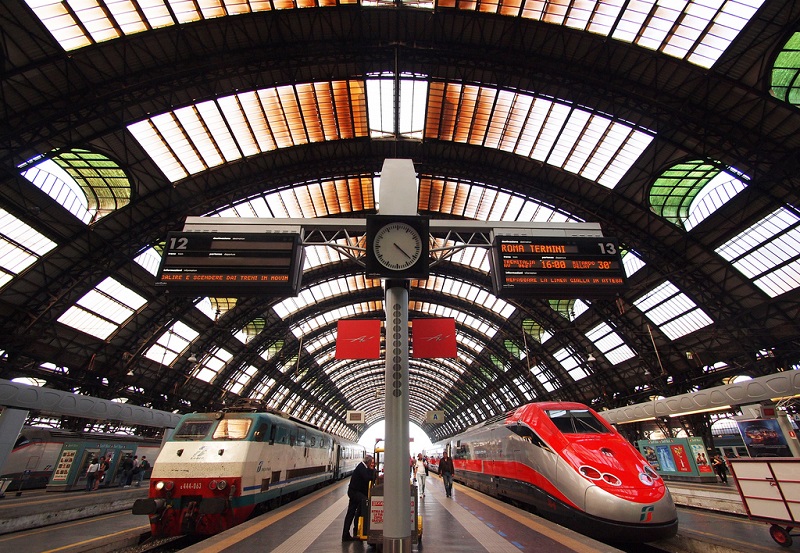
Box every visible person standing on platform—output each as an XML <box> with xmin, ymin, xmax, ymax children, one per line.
<box><xmin>414</xmin><ymin>453</ymin><xmax>427</xmax><ymax>497</ymax></box>
<box><xmin>440</xmin><ymin>451</ymin><xmax>455</xmax><ymax>498</ymax></box>
<box><xmin>342</xmin><ymin>455</ymin><xmax>376</xmax><ymax>541</ymax></box>
<box><xmin>120</xmin><ymin>453</ymin><xmax>134</xmax><ymax>487</ymax></box>
<box><xmin>85</xmin><ymin>457</ymin><xmax>99</xmax><ymax>491</ymax></box>
<box><xmin>94</xmin><ymin>454</ymin><xmax>109</xmax><ymax>490</ymax></box>
<box><xmin>135</xmin><ymin>455</ymin><xmax>149</xmax><ymax>487</ymax></box>
<box><xmin>712</xmin><ymin>454</ymin><xmax>729</xmax><ymax>484</ymax></box>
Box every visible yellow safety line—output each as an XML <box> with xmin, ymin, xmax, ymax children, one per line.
<box><xmin>187</xmin><ymin>481</ymin><xmax>343</xmax><ymax>553</ymax></box>
<box><xmin>455</xmin><ymin>485</ymin><xmax>616</xmax><ymax>553</ymax></box>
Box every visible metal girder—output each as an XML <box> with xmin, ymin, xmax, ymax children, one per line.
<box><xmin>0</xmin><ymin>378</ymin><xmax>181</xmax><ymax>428</ymax></box>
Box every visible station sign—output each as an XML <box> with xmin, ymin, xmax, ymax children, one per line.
<box><xmin>490</xmin><ymin>236</ymin><xmax>627</xmax><ymax>298</ymax></box>
<box><xmin>155</xmin><ymin>232</ymin><xmax>304</xmax><ymax>296</ymax></box>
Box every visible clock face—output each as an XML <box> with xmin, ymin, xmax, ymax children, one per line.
<box><xmin>373</xmin><ymin>222</ymin><xmax>424</xmax><ymax>271</ymax></box>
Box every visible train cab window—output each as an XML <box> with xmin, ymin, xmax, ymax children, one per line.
<box><xmin>173</xmin><ymin>420</ymin><xmax>214</xmax><ymax>440</ymax></box>
<box><xmin>296</xmin><ymin>429</ymin><xmax>306</xmax><ymax>447</ymax></box>
<box><xmin>254</xmin><ymin>423</ymin><xmax>269</xmax><ymax>442</ymax></box>
<box><xmin>275</xmin><ymin>425</ymin><xmax>289</xmax><ymax>444</ymax></box>
<box><xmin>213</xmin><ymin>418</ymin><xmax>252</xmax><ymax>440</ymax></box>
<box><xmin>508</xmin><ymin>423</ymin><xmax>549</xmax><ymax>449</ymax></box>
<box><xmin>546</xmin><ymin>409</ymin><xmax>610</xmax><ymax>434</ymax></box>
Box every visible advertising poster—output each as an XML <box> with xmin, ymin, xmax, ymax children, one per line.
<box><xmin>642</xmin><ymin>445</ymin><xmax>659</xmax><ymax>471</ymax></box>
<box><xmin>689</xmin><ymin>440</ymin><xmax>713</xmax><ymax>473</ymax></box>
<box><xmin>655</xmin><ymin>444</ymin><xmax>677</xmax><ymax>472</ymax></box>
<box><xmin>670</xmin><ymin>444</ymin><xmax>693</xmax><ymax>472</ymax></box>
<box><xmin>737</xmin><ymin>418</ymin><xmax>792</xmax><ymax>457</ymax></box>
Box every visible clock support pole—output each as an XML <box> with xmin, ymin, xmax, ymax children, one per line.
<box><xmin>380</xmin><ymin>160</ymin><xmax>415</xmax><ymax>553</ymax></box>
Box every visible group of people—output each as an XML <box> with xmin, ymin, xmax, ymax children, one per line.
<box><xmin>341</xmin><ymin>450</ymin><xmax>456</xmax><ymax>541</ymax></box>
<box><xmin>84</xmin><ymin>453</ymin><xmax>150</xmax><ymax>491</ymax></box>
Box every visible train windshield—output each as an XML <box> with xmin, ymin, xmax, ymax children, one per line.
<box><xmin>213</xmin><ymin>419</ymin><xmax>252</xmax><ymax>440</ymax></box>
<box><xmin>173</xmin><ymin>420</ymin><xmax>214</xmax><ymax>440</ymax></box>
<box><xmin>546</xmin><ymin>409</ymin><xmax>610</xmax><ymax>434</ymax></box>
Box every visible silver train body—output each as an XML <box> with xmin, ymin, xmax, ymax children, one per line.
<box><xmin>0</xmin><ymin>426</ymin><xmax>160</xmax><ymax>490</ymax></box>
<box><xmin>434</xmin><ymin>401</ymin><xmax>678</xmax><ymax>543</ymax></box>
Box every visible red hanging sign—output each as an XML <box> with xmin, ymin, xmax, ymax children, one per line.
<box><xmin>412</xmin><ymin>318</ymin><xmax>457</xmax><ymax>358</ymax></box>
<box><xmin>335</xmin><ymin>319</ymin><xmax>381</xmax><ymax>359</ymax></box>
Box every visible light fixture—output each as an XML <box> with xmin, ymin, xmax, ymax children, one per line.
<box><xmin>188</xmin><ymin>353</ymin><xmax>197</xmax><ymax>363</ymax></box>
<box><xmin>587</xmin><ymin>354</ymin><xmax>596</xmax><ymax>362</ymax></box>
<box><xmin>126</xmin><ymin>369</ymin><xmax>135</xmax><ymax>376</ymax></box>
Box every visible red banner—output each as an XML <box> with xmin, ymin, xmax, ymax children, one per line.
<box><xmin>412</xmin><ymin>318</ymin><xmax>457</xmax><ymax>358</ymax></box>
<box><xmin>335</xmin><ymin>319</ymin><xmax>381</xmax><ymax>359</ymax></box>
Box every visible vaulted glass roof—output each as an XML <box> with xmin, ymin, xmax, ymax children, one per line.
<box><xmin>2</xmin><ymin>0</ymin><xmax>797</xmax><ymax>441</ymax></box>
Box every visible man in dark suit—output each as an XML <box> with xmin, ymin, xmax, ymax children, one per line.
<box><xmin>342</xmin><ymin>455</ymin><xmax>376</xmax><ymax>541</ymax></box>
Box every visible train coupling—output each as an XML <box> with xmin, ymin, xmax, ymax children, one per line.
<box><xmin>132</xmin><ymin>498</ymin><xmax>166</xmax><ymax>515</ymax></box>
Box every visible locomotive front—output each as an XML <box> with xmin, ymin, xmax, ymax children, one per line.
<box><xmin>133</xmin><ymin>413</ymin><xmax>256</xmax><ymax>537</ymax></box>
<box><xmin>528</xmin><ymin>404</ymin><xmax>678</xmax><ymax>542</ymax></box>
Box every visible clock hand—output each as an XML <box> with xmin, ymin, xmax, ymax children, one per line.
<box><xmin>394</xmin><ymin>242</ymin><xmax>413</xmax><ymax>260</ymax></box>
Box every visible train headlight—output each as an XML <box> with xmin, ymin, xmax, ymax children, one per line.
<box><xmin>601</xmin><ymin>473</ymin><xmax>622</xmax><ymax>486</ymax></box>
<box><xmin>155</xmin><ymin>480</ymin><xmax>174</xmax><ymax>491</ymax></box>
<box><xmin>209</xmin><ymin>480</ymin><xmax>228</xmax><ymax>491</ymax></box>
<box><xmin>579</xmin><ymin>465</ymin><xmax>602</xmax><ymax>480</ymax></box>
<box><xmin>639</xmin><ymin>472</ymin><xmax>655</xmax><ymax>486</ymax></box>
<box><xmin>643</xmin><ymin>465</ymin><xmax>660</xmax><ymax>480</ymax></box>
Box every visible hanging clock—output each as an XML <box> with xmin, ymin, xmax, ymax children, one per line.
<box><xmin>366</xmin><ymin>215</ymin><xmax>429</xmax><ymax>279</ymax></box>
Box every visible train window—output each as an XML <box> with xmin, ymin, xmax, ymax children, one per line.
<box><xmin>213</xmin><ymin>419</ymin><xmax>252</xmax><ymax>440</ymax></box>
<box><xmin>274</xmin><ymin>425</ymin><xmax>289</xmax><ymax>444</ymax></box>
<box><xmin>508</xmin><ymin>423</ymin><xmax>549</xmax><ymax>449</ymax></box>
<box><xmin>173</xmin><ymin>420</ymin><xmax>214</xmax><ymax>440</ymax></box>
<box><xmin>254</xmin><ymin>423</ymin><xmax>269</xmax><ymax>442</ymax></box>
<box><xmin>546</xmin><ymin>409</ymin><xmax>610</xmax><ymax>434</ymax></box>
<box><xmin>296</xmin><ymin>429</ymin><xmax>306</xmax><ymax>446</ymax></box>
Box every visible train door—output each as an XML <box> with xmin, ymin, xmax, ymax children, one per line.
<box><xmin>74</xmin><ymin>449</ymin><xmax>100</xmax><ymax>490</ymax></box>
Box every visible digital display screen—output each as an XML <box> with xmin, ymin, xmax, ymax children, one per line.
<box><xmin>491</xmin><ymin>236</ymin><xmax>627</xmax><ymax>298</ymax></box>
<box><xmin>155</xmin><ymin>232</ymin><xmax>304</xmax><ymax>296</ymax></box>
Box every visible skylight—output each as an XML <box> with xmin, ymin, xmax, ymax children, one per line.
<box><xmin>716</xmin><ymin>207</ymin><xmax>800</xmax><ymax>298</ymax></box>
<box><xmin>128</xmin><ymin>81</ymin><xmax>370</xmax><ymax>182</ymax></box>
<box><xmin>57</xmin><ymin>277</ymin><xmax>147</xmax><ymax>340</ymax></box>
<box><xmin>29</xmin><ymin>0</ymin><xmax>762</xmax><ymax>70</ymax></box>
<box><xmin>144</xmin><ymin>321</ymin><xmax>199</xmax><ymax>366</ymax></box>
<box><xmin>129</xmin><ymin>78</ymin><xmax>652</xmax><ymax>188</ymax></box>
<box><xmin>585</xmin><ymin>322</ymin><xmax>635</xmax><ymax>365</ymax></box>
<box><xmin>0</xmin><ymin>208</ymin><xmax>58</xmax><ymax>290</ymax></box>
<box><xmin>426</xmin><ymin>82</ymin><xmax>654</xmax><ymax>188</ymax></box>
<box><xmin>633</xmin><ymin>280</ymin><xmax>713</xmax><ymax>340</ymax></box>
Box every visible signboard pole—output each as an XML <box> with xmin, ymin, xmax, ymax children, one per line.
<box><xmin>380</xmin><ymin>159</ymin><xmax>414</xmax><ymax>553</ymax></box>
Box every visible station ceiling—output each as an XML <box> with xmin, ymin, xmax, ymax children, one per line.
<box><xmin>1</xmin><ymin>0</ymin><xmax>799</xmax><ymax>442</ymax></box>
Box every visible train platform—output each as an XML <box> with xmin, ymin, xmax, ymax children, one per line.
<box><xmin>0</xmin><ymin>476</ymin><xmax>790</xmax><ymax>553</ymax></box>
<box><xmin>0</xmin><ymin>483</ymin><xmax>148</xmax><ymax>535</ymax></box>
<box><xmin>179</xmin><ymin>478</ymin><xmax>625</xmax><ymax>553</ymax></box>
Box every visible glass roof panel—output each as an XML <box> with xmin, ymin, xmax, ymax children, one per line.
<box><xmin>144</xmin><ymin>321</ymin><xmax>199</xmax><ymax>366</ymax></box>
<box><xmin>56</xmin><ymin>277</ymin><xmax>147</xmax><ymax>340</ymax></box>
<box><xmin>129</xmin><ymin>81</ymin><xmax>369</xmax><ymax>183</ymax></box>
<box><xmin>0</xmin><ymin>208</ymin><xmax>58</xmax><ymax>290</ymax></box>
<box><xmin>20</xmin><ymin>159</ymin><xmax>91</xmax><ymax>224</ymax></box>
<box><xmin>716</xmin><ymin>207</ymin><xmax>800</xmax><ymax>298</ymax></box>
<box><xmin>29</xmin><ymin>0</ymin><xmax>761</xmax><ymax>69</ymax></box>
<box><xmin>585</xmin><ymin>322</ymin><xmax>635</xmax><ymax>365</ymax></box>
<box><xmin>426</xmin><ymin>82</ymin><xmax>654</xmax><ymax>189</ymax></box>
<box><xmin>633</xmin><ymin>280</ymin><xmax>713</xmax><ymax>340</ymax></box>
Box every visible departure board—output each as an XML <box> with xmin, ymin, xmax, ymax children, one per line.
<box><xmin>155</xmin><ymin>232</ymin><xmax>304</xmax><ymax>296</ymax></box>
<box><xmin>490</xmin><ymin>236</ymin><xmax>626</xmax><ymax>298</ymax></box>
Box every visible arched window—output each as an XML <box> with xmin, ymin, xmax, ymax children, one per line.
<box><xmin>772</xmin><ymin>32</ymin><xmax>800</xmax><ymax>107</ymax></box>
<box><xmin>650</xmin><ymin>160</ymin><xmax>747</xmax><ymax>231</ymax></box>
<box><xmin>20</xmin><ymin>149</ymin><xmax>131</xmax><ymax>224</ymax></box>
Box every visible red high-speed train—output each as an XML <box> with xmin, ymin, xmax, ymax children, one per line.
<box><xmin>431</xmin><ymin>401</ymin><xmax>678</xmax><ymax>543</ymax></box>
